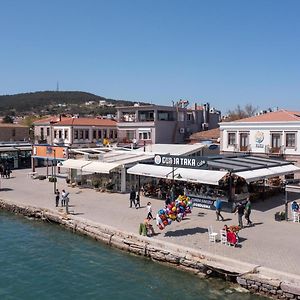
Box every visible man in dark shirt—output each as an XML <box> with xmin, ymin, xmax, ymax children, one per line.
<box><xmin>129</xmin><ymin>186</ymin><xmax>136</xmax><ymax>208</ymax></box>
<box><xmin>235</xmin><ymin>202</ymin><xmax>245</xmax><ymax>228</ymax></box>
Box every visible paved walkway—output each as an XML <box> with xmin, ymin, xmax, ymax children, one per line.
<box><xmin>1</xmin><ymin>168</ymin><xmax>300</xmax><ymax>276</ymax></box>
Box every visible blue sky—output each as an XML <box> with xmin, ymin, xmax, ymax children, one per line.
<box><xmin>0</xmin><ymin>0</ymin><xmax>299</xmax><ymax>113</ymax></box>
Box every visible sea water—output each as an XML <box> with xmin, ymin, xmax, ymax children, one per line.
<box><xmin>0</xmin><ymin>211</ymin><xmax>265</xmax><ymax>300</ymax></box>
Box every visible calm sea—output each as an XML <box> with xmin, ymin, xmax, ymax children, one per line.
<box><xmin>0</xmin><ymin>211</ymin><xmax>265</xmax><ymax>300</ymax></box>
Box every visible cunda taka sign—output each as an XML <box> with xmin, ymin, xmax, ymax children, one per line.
<box><xmin>154</xmin><ymin>154</ymin><xmax>206</xmax><ymax>169</ymax></box>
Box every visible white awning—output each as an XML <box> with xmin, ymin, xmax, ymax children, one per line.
<box><xmin>60</xmin><ymin>159</ymin><xmax>91</xmax><ymax>170</ymax></box>
<box><xmin>127</xmin><ymin>164</ymin><xmax>228</xmax><ymax>185</ymax></box>
<box><xmin>173</xmin><ymin>168</ymin><xmax>228</xmax><ymax>185</ymax></box>
<box><xmin>235</xmin><ymin>164</ymin><xmax>300</xmax><ymax>183</ymax></box>
<box><xmin>81</xmin><ymin>161</ymin><xmax>120</xmax><ymax>174</ymax></box>
<box><xmin>127</xmin><ymin>164</ymin><xmax>172</xmax><ymax>178</ymax></box>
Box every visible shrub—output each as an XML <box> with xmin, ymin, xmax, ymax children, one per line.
<box><xmin>38</xmin><ymin>175</ymin><xmax>46</xmax><ymax>180</ymax></box>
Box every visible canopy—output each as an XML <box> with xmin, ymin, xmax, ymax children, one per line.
<box><xmin>127</xmin><ymin>164</ymin><xmax>228</xmax><ymax>186</ymax></box>
<box><xmin>60</xmin><ymin>159</ymin><xmax>91</xmax><ymax>170</ymax></box>
<box><xmin>235</xmin><ymin>164</ymin><xmax>300</xmax><ymax>183</ymax></box>
<box><xmin>81</xmin><ymin>161</ymin><xmax>120</xmax><ymax>174</ymax></box>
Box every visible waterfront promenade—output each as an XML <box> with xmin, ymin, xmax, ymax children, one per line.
<box><xmin>1</xmin><ymin>168</ymin><xmax>300</xmax><ymax>279</ymax></box>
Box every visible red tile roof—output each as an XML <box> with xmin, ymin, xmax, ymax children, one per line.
<box><xmin>233</xmin><ymin>110</ymin><xmax>300</xmax><ymax>122</ymax></box>
<box><xmin>55</xmin><ymin>117</ymin><xmax>117</xmax><ymax>127</ymax></box>
<box><xmin>0</xmin><ymin>123</ymin><xmax>28</xmax><ymax>128</ymax></box>
<box><xmin>33</xmin><ymin>116</ymin><xmax>70</xmax><ymax>125</ymax></box>
<box><xmin>189</xmin><ymin>127</ymin><xmax>220</xmax><ymax>140</ymax></box>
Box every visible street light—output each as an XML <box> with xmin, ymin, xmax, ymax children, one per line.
<box><xmin>53</xmin><ymin>148</ymin><xmax>57</xmax><ymax>194</ymax></box>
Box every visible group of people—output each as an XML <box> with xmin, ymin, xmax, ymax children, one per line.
<box><xmin>55</xmin><ymin>189</ymin><xmax>69</xmax><ymax>207</ymax></box>
<box><xmin>129</xmin><ymin>187</ymin><xmax>141</xmax><ymax>209</ymax></box>
<box><xmin>214</xmin><ymin>198</ymin><xmax>253</xmax><ymax>229</ymax></box>
<box><xmin>0</xmin><ymin>163</ymin><xmax>12</xmax><ymax>178</ymax></box>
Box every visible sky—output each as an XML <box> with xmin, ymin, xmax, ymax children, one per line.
<box><xmin>0</xmin><ymin>0</ymin><xmax>300</xmax><ymax>113</ymax></box>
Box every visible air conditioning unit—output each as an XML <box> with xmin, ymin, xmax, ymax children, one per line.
<box><xmin>179</xmin><ymin>128</ymin><xmax>185</xmax><ymax>134</ymax></box>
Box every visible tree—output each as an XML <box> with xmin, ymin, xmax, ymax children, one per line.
<box><xmin>2</xmin><ymin>115</ymin><xmax>14</xmax><ymax>123</ymax></box>
<box><xmin>225</xmin><ymin>104</ymin><xmax>258</xmax><ymax>121</ymax></box>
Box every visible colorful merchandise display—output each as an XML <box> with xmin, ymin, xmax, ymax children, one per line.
<box><xmin>156</xmin><ymin>195</ymin><xmax>193</xmax><ymax>230</ymax></box>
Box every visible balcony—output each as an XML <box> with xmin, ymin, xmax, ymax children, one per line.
<box><xmin>239</xmin><ymin>145</ymin><xmax>251</xmax><ymax>153</ymax></box>
<box><xmin>265</xmin><ymin>145</ymin><xmax>284</xmax><ymax>157</ymax></box>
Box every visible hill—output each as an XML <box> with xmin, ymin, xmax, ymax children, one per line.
<box><xmin>0</xmin><ymin>91</ymin><xmax>147</xmax><ymax>116</ymax></box>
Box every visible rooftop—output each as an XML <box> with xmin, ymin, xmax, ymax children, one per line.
<box><xmin>54</xmin><ymin>118</ymin><xmax>117</xmax><ymax>127</ymax></box>
<box><xmin>233</xmin><ymin>110</ymin><xmax>300</xmax><ymax>123</ymax></box>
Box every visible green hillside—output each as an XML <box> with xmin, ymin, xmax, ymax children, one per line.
<box><xmin>0</xmin><ymin>91</ymin><xmax>145</xmax><ymax>116</ymax></box>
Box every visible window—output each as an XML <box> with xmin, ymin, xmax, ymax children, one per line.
<box><xmin>126</xmin><ymin>131</ymin><xmax>135</xmax><ymax>140</ymax></box>
<box><xmin>139</xmin><ymin>131</ymin><xmax>151</xmax><ymax>140</ymax></box>
<box><xmin>93</xmin><ymin>130</ymin><xmax>97</xmax><ymax>139</ymax></box>
<box><xmin>98</xmin><ymin>130</ymin><xmax>102</xmax><ymax>139</ymax></box>
<box><xmin>46</xmin><ymin>127</ymin><xmax>50</xmax><ymax>136</ymax></box>
<box><xmin>40</xmin><ymin>128</ymin><xmax>44</xmax><ymax>139</ymax></box>
<box><xmin>228</xmin><ymin>132</ymin><xmax>236</xmax><ymax>146</ymax></box>
<box><xmin>240</xmin><ymin>133</ymin><xmax>249</xmax><ymax>150</ymax></box>
<box><xmin>271</xmin><ymin>133</ymin><xmax>281</xmax><ymax>148</ymax></box>
<box><xmin>64</xmin><ymin>130</ymin><xmax>68</xmax><ymax>139</ymax></box>
<box><xmin>286</xmin><ymin>133</ymin><xmax>296</xmax><ymax>148</ymax></box>
<box><xmin>54</xmin><ymin>130</ymin><xmax>57</xmax><ymax>138</ymax></box>
<box><xmin>85</xmin><ymin>130</ymin><xmax>89</xmax><ymax>139</ymax></box>
<box><xmin>58</xmin><ymin>130</ymin><xmax>62</xmax><ymax>139</ymax></box>
<box><xmin>103</xmin><ymin>129</ymin><xmax>107</xmax><ymax>138</ymax></box>
<box><xmin>74</xmin><ymin>130</ymin><xmax>78</xmax><ymax>139</ymax></box>
<box><xmin>12</xmin><ymin>129</ymin><xmax>16</xmax><ymax>137</ymax></box>
<box><xmin>114</xmin><ymin>130</ymin><xmax>117</xmax><ymax>139</ymax></box>
<box><xmin>187</xmin><ymin>113</ymin><xmax>193</xmax><ymax>121</ymax></box>
<box><xmin>109</xmin><ymin>130</ymin><xmax>113</xmax><ymax>138</ymax></box>
<box><xmin>79</xmin><ymin>130</ymin><xmax>84</xmax><ymax>139</ymax></box>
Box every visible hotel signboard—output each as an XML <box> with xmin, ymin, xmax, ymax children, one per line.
<box><xmin>154</xmin><ymin>154</ymin><xmax>206</xmax><ymax>169</ymax></box>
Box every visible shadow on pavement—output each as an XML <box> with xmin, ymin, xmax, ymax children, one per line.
<box><xmin>0</xmin><ymin>188</ymin><xmax>13</xmax><ymax>192</ymax></box>
<box><xmin>253</xmin><ymin>194</ymin><xmax>291</xmax><ymax>212</ymax></box>
<box><xmin>164</xmin><ymin>227</ymin><xmax>207</xmax><ymax>237</ymax></box>
<box><xmin>197</xmin><ymin>212</ymin><xmax>206</xmax><ymax>217</ymax></box>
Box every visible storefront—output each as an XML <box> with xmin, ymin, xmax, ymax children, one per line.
<box><xmin>60</xmin><ymin>144</ymin><xmax>210</xmax><ymax>193</ymax></box>
<box><xmin>127</xmin><ymin>154</ymin><xmax>300</xmax><ymax>211</ymax></box>
<box><xmin>0</xmin><ymin>144</ymin><xmax>32</xmax><ymax>169</ymax></box>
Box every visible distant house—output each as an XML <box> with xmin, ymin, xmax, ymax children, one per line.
<box><xmin>0</xmin><ymin>123</ymin><xmax>30</xmax><ymax>142</ymax></box>
<box><xmin>33</xmin><ymin>116</ymin><xmax>117</xmax><ymax>147</ymax></box>
<box><xmin>116</xmin><ymin>102</ymin><xmax>220</xmax><ymax>145</ymax></box>
<box><xmin>189</xmin><ymin>127</ymin><xmax>220</xmax><ymax>144</ymax></box>
<box><xmin>219</xmin><ymin>109</ymin><xmax>300</xmax><ymax>169</ymax></box>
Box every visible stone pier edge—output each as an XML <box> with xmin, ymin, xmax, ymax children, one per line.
<box><xmin>1</xmin><ymin>198</ymin><xmax>300</xmax><ymax>299</ymax></box>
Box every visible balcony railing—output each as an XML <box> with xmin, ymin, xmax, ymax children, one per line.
<box><xmin>265</xmin><ymin>145</ymin><xmax>284</xmax><ymax>156</ymax></box>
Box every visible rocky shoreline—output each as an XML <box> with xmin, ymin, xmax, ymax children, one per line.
<box><xmin>1</xmin><ymin>199</ymin><xmax>300</xmax><ymax>299</ymax></box>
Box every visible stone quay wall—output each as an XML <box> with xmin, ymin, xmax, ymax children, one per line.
<box><xmin>1</xmin><ymin>199</ymin><xmax>300</xmax><ymax>300</ymax></box>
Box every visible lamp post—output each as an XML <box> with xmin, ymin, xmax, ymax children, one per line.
<box><xmin>53</xmin><ymin>148</ymin><xmax>57</xmax><ymax>194</ymax></box>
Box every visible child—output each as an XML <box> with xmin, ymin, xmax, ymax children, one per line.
<box><xmin>135</xmin><ymin>194</ymin><xmax>141</xmax><ymax>209</ymax></box>
<box><xmin>147</xmin><ymin>202</ymin><xmax>153</xmax><ymax>219</ymax></box>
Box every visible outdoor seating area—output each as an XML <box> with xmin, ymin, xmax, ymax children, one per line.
<box><xmin>207</xmin><ymin>225</ymin><xmax>240</xmax><ymax>247</ymax></box>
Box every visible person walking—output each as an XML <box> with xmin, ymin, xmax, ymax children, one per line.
<box><xmin>61</xmin><ymin>189</ymin><xmax>67</xmax><ymax>207</ymax></box>
<box><xmin>135</xmin><ymin>193</ymin><xmax>141</xmax><ymax>209</ymax></box>
<box><xmin>235</xmin><ymin>202</ymin><xmax>245</xmax><ymax>229</ymax></box>
<box><xmin>244</xmin><ymin>199</ymin><xmax>253</xmax><ymax>226</ymax></box>
<box><xmin>214</xmin><ymin>198</ymin><xmax>224</xmax><ymax>221</ymax></box>
<box><xmin>147</xmin><ymin>202</ymin><xmax>153</xmax><ymax>219</ymax></box>
<box><xmin>129</xmin><ymin>186</ymin><xmax>136</xmax><ymax>208</ymax></box>
<box><xmin>55</xmin><ymin>189</ymin><xmax>60</xmax><ymax>207</ymax></box>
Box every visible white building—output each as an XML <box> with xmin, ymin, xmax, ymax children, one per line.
<box><xmin>219</xmin><ymin>109</ymin><xmax>300</xmax><ymax>171</ymax></box>
<box><xmin>34</xmin><ymin>117</ymin><xmax>117</xmax><ymax>148</ymax></box>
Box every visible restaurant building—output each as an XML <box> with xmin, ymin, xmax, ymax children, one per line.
<box><xmin>60</xmin><ymin>144</ymin><xmax>212</xmax><ymax>193</ymax></box>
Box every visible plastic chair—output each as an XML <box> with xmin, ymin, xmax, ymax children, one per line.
<box><xmin>292</xmin><ymin>211</ymin><xmax>299</xmax><ymax>223</ymax></box>
<box><xmin>208</xmin><ymin>226</ymin><xmax>218</xmax><ymax>243</ymax></box>
<box><xmin>220</xmin><ymin>229</ymin><xmax>228</xmax><ymax>245</ymax></box>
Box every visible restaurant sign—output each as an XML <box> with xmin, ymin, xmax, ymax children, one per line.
<box><xmin>188</xmin><ymin>196</ymin><xmax>214</xmax><ymax>209</ymax></box>
<box><xmin>154</xmin><ymin>154</ymin><xmax>206</xmax><ymax>169</ymax></box>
